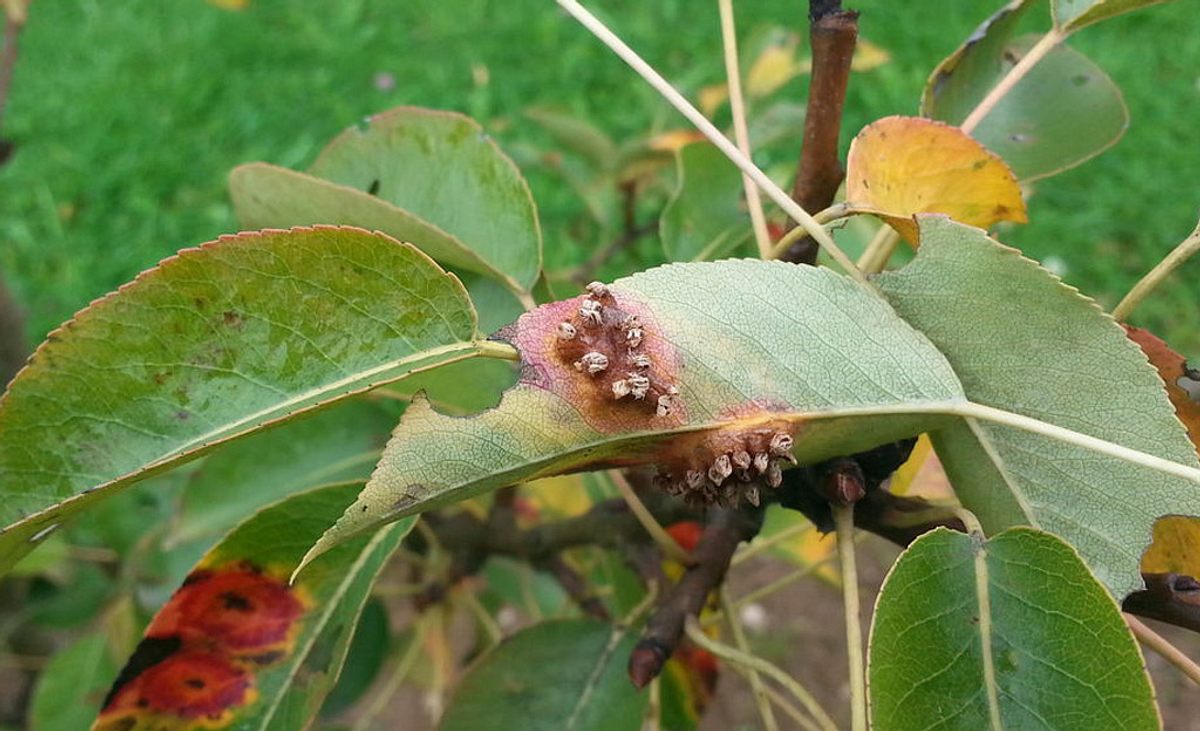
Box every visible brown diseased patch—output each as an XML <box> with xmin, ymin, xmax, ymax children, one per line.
<box><xmin>502</xmin><ymin>281</ymin><xmax>686</xmax><ymax>433</ymax></box>
<box><xmin>650</xmin><ymin>406</ymin><xmax>799</xmax><ymax>508</ymax></box>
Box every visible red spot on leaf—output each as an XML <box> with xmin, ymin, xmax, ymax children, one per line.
<box><xmin>101</xmin><ymin>651</ymin><xmax>251</xmax><ymax>722</ymax></box>
<box><xmin>148</xmin><ymin>563</ymin><xmax>305</xmax><ymax>654</ymax></box>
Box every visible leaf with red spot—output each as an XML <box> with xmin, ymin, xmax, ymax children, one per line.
<box><xmin>93</xmin><ymin>483</ymin><xmax>411</xmax><ymax>730</ymax></box>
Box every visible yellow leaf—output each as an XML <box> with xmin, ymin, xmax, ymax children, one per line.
<box><xmin>521</xmin><ymin>474</ymin><xmax>593</xmax><ymax>520</ymax></box>
<box><xmin>699</xmin><ymin>84</ymin><xmax>729</xmax><ymax>117</ymax></box>
<box><xmin>851</xmin><ymin>38</ymin><xmax>891</xmax><ymax>72</ymax></box>
<box><xmin>647</xmin><ymin>129</ymin><xmax>706</xmax><ymax>153</ymax></box>
<box><xmin>887</xmin><ymin>435</ymin><xmax>954</xmax><ymax>501</ymax></box>
<box><xmin>746</xmin><ymin>39</ymin><xmax>807</xmax><ymax>99</ymax></box>
<box><xmin>207</xmin><ymin>0</ymin><xmax>249</xmax><ymax>9</ymax></box>
<box><xmin>844</xmin><ymin>115</ymin><xmax>1027</xmax><ymax>243</ymax></box>
<box><xmin>760</xmin><ymin>510</ymin><xmax>839</xmax><ymax>585</ymax></box>
<box><xmin>1141</xmin><ymin>516</ymin><xmax>1200</xmax><ymax>577</ymax></box>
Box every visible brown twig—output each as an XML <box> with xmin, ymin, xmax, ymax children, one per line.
<box><xmin>413</xmin><ymin>478</ymin><xmax>699</xmax><ymax>614</ymax></box>
<box><xmin>628</xmin><ymin>504</ymin><xmax>764</xmax><ymax>688</ymax></box>
<box><xmin>779</xmin><ymin>0</ymin><xmax>858</xmax><ymax>265</ymax></box>
<box><xmin>0</xmin><ymin>8</ymin><xmax>24</xmax><ymax>166</ymax></box>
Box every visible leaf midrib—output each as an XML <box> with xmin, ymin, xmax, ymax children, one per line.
<box><xmin>0</xmin><ymin>340</ymin><xmax>486</xmax><ymax>536</ymax></box>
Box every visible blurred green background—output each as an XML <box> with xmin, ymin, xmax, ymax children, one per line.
<box><xmin>1</xmin><ymin>0</ymin><xmax>1197</xmax><ymax>353</ymax></box>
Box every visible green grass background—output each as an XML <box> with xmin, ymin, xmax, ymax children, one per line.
<box><xmin>2</xmin><ymin>0</ymin><xmax>1197</xmax><ymax>354</ymax></box>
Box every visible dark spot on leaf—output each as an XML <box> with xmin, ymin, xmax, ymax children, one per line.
<box><xmin>971</xmin><ymin>159</ymin><xmax>988</xmax><ymax>171</ymax></box>
<box><xmin>193</xmin><ymin>297</ymin><xmax>207</xmax><ymax>310</ymax></box>
<box><xmin>222</xmin><ymin>310</ymin><xmax>244</xmax><ymax>329</ymax></box>
<box><xmin>1072</xmin><ymin>74</ymin><xmax>1091</xmax><ymax>86</ymax></box>
<box><xmin>184</xmin><ymin>677</ymin><xmax>206</xmax><ymax>689</ymax></box>
<box><xmin>1010</xmin><ymin>133</ymin><xmax>1030</xmax><ymax>143</ymax></box>
<box><xmin>102</xmin><ymin>635</ymin><xmax>183</xmax><ymax>708</ymax></box>
<box><xmin>220</xmin><ymin>590</ymin><xmax>253</xmax><ymax>612</ymax></box>
<box><xmin>367</xmin><ymin>179</ymin><xmax>381</xmax><ymax>196</ymax></box>
<box><xmin>176</xmin><ymin>410</ymin><xmax>190</xmax><ymax>421</ymax></box>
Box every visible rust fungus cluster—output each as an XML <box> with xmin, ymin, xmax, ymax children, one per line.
<box><xmin>553</xmin><ymin>281</ymin><xmax>681</xmax><ymax>421</ymax></box>
<box><xmin>654</xmin><ymin>427</ymin><xmax>796</xmax><ymax>508</ymax></box>
<box><xmin>95</xmin><ymin>561</ymin><xmax>307</xmax><ymax>730</ymax></box>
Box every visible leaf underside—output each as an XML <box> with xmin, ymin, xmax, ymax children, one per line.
<box><xmin>923</xmin><ymin>3</ymin><xmax>1128</xmax><ymax>182</ymax></box>
<box><xmin>879</xmin><ymin>217</ymin><xmax>1200</xmax><ymax>599</ymax></box>
<box><xmin>303</xmin><ymin>217</ymin><xmax>1200</xmax><ymax>602</ymax></box>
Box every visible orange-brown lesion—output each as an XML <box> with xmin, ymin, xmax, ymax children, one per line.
<box><xmin>650</xmin><ymin>406</ymin><xmax>801</xmax><ymax>508</ymax></box>
<box><xmin>504</xmin><ymin>281</ymin><xmax>686</xmax><ymax>433</ymax></box>
<box><xmin>94</xmin><ymin>561</ymin><xmax>309</xmax><ymax>730</ymax></box>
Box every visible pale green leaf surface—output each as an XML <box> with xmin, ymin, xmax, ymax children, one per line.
<box><xmin>0</xmin><ymin>226</ymin><xmax>478</xmax><ymax>575</ymax></box>
<box><xmin>879</xmin><ymin>216</ymin><xmax>1200</xmax><ymax>598</ymax></box>
<box><xmin>304</xmin><ymin>258</ymin><xmax>965</xmax><ymax>565</ymax></box>
<box><xmin>94</xmin><ymin>483</ymin><xmax>412</xmax><ymax>731</ymax></box>
<box><xmin>660</xmin><ymin>142</ymin><xmax>752</xmax><ymax>261</ymax></box>
<box><xmin>869</xmin><ymin>527</ymin><xmax>1158</xmax><ymax>731</ymax></box>
<box><xmin>310</xmin><ymin>107</ymin><xmax>542</xmax><ymax>292</ymax></box>
<box><xmin>1053</xmin><ymin>0</ymin><xmax>1173</xmax><ymax>30</ymax></box>
<box><xmin>923</xmin><ymin>23</ymin><xmax>1128</xmax><ymax>181</ymax></box>
<box><xmin>439</xmin><ymin>620</ymin><xmax>646</xmax><ymax>731</ymax></box>
<box><xmin>230</xmin><ymin>164</ymin><xmax>505</xmax><ymax>289</ymax></box>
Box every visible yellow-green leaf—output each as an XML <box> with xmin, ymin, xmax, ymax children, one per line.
<box><xmin>844</xmin><ymin>116</ymin><xmax>1027</xmax><ymax>243</ymax></box>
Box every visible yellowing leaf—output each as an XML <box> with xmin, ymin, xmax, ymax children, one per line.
<box><xmin>647</xmin><ymin>129</ymin><xmax>706</xmax><ymax>153</ymax></box>
<box><xmin>698</xmin><ymin>84</ymin><xmax>729</xmax><ymax>117</ymax></box>
<box><xmin>747</xmin><ymin>39</ymin><xmax>807</xmax><ymax>99</ymax></box>
<box><xmin>885</xmin><ymin>435</ymin><xmax>954</xmax><ymax>502</ymax></box>
<box><xmin>1126</xmin><ymin>325</ymin><xmax>1200</xmax><ymax>450</ymax></box>
<box><xmin>521</xmin><ymin>474</ymin><xmax>594</xmax><ymax>520</ymax></box>
<box><xmin>1127</xmin><ymin>326</ymin><xmax>1200</xmax><ymax>578</ymax></box>
<box><xmin>207</xmin><ymin>0</ymin><xmax>248</xmax><ymax>9</ymax></box>
<box><xmin>1141</xmin><ymin>515</ymin><xmax>1200</xmax><ymax>577</ymax></box>
<box><xmin>844</xmin><ymin>116</ymin><xmax>1027</xmax><ymax>243</ymax></box>
<box><xmin>851</xmin><ymin>38</ymin><xmax>891</xmax><ymax>72</ymax></box>
<box><xmin>760</xmin><ymin>511</ymin><xmax>839</xmax><ymax>585</ymax></box>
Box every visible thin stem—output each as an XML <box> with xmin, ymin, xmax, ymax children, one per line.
<box><xmin>458</xmin><ymin>584</ymin><xmax>504</xmax><ymax>647</ymax></box>
<box><xmin>763</xmin><ymin>683</ymin><xmax>826</xmax><ymax>731</ymax></box>
<box><xmin>833</xmin><ymin>504</ymin><xmax>866</xmax><ymax>731</ymax></box>
<box><xmin>769</xmin><ymin>203</ymin><xmax>852</xmax><ymax>260</ymax></box>
<box><xmin>353</xmin><ymin>614</ymin><xmax>431</xmax><ymax>731</ymax></box>
<box><xmin>960</xmin><ymin>28</ymin><xmax>1064</xmax><ymax>134</ymax></box>
<box><xmin>515</xmin><ymin>289</ymin><xmax>537</xmax><ymax>311</ymax></box>
<box><xmin>554</xmin><ymin>0</ymin><xmax>869</xmax><ymax>287</ymax></box>
<box><xmin>954</xmin><ymin>402</ymin><xmax>1200</xmax><ymax>485</ymax></box>
<box><xmin>1125</xmin><ymin>614</ymin><xmax>1200</xmax><ymax>687</ymax></box>
<box><xmin>717</xmin><ymin>0</ymin><xmax>771</xmax><ymax>259</ymax></box>
<box><xmin>731</xmin><ymin>520</ymin><xmax>813</xmax><ymax>566</ymax></box>
<box><xmin>856</xmin><ymin>225</ymin><xmax>900</xmax><ymax>273</ymax></box>
<box><xmin>1112</xmin><ymin>218</ymin><xmax>1200</xmax><ymax>322</ymax></box>
<box><xmin>475</xmin><ymin>339</ymin><xmax>521</xmax><ymax>361</ymax></box>
<box><xmin>610</xmin><ymin>469</ymin><xmax>693</xmax><ymax>565</ymax></box>
<box><xmin>685</xmin><ymin>617</ymin><xmax>839</xmax><ymax>731</ymax></box>
<box><xmin>721</xmin><ymin>589</ymin><xmax>780</xmax><ymax>731</ymax></box>
<box><xmin>644</xmin><ymin>677</ymin><xmax>662</xmax><ymax>731</ymax></box>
